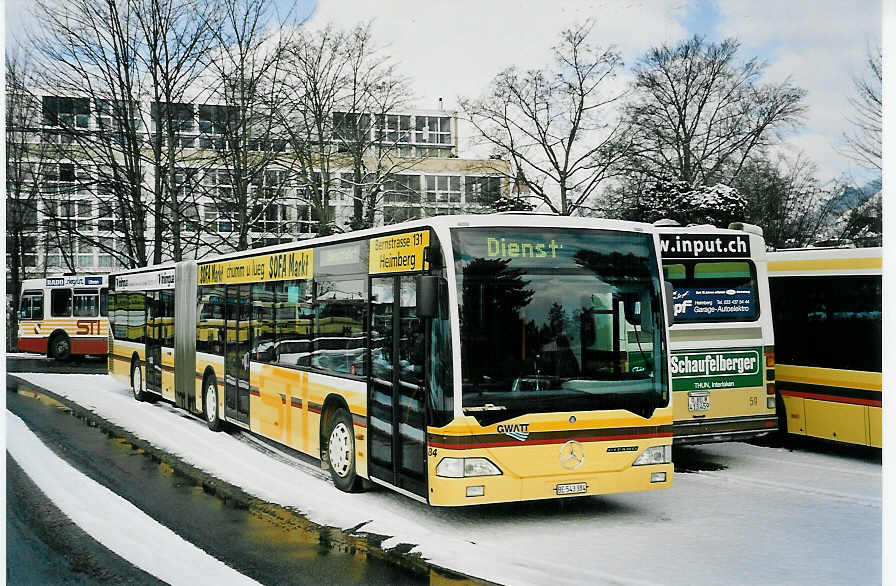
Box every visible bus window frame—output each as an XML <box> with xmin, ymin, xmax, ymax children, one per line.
<box><xmin>663</xmin><ymin>258</ymin><xmax>761</xmax><ymax>324</ymax></box>
<box><xmin>20</xmin><ymin>290</ymin><xmax>45</xmax><ymax>320</ymax></box>
<box><xmin>50</xmin><ymin>288</ymin><xmax>73</xmax><ymax>317</ymax></box>
<box><xmin>73</xmin><ymin>287</ymin><xmax>101</xmax><ymax>318</ymax></box>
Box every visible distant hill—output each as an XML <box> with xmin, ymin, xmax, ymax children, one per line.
<box><xmin>827</xmin><ymin>178</ymin><xmax>882</xmax><ymax>216</ymax></box>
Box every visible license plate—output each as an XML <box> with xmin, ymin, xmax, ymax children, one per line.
<box><xmin>555</xmin><ymin>482</ymin><xmax>588</xmax><ymax>495</ymax></box>
<box><xmin>688</xmin><ymin>392</ymin><xmax>710</xmax><ymax>412</ymax></box>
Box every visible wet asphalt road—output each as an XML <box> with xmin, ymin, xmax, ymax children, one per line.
<box><xmin>6</xmin><ymin>354</ymin><xmax>109</xmax><ymax>374</ymax></box>
<box><xmin>5</xmin><ymin>366</ymin><xmax>462</xmax><ymax>585</ymax></box>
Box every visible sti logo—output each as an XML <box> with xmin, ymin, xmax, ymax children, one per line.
<box><xmin>496</xmin><ymin>423</ymin><xmax>530</xmax><ymax>441</ymax></box>
<box><xmin>85</xmin><ymin>277</ymin><xmax>103</xmax><ymax>285</ymax></box>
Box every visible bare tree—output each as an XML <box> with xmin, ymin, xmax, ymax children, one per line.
<box><xmin>735</xmin><ymin>153</ymin><xmax>836</xmax><ymax>248</ymax></box>
<box><xmin>332</xmin><ymin>23</ymin><xmax>422</xmax><ymax>230</ymax></box>
<box><xmin>277</xmin><ymin>24</ymin><xmax>349</xmax><ymax>237</ymax></box>
<box><xmin>6</xmin><ymin>54</ymin><xmax>50</xmax><ymax>349</ymax></box>
<box><xmin>31</xmin><ymin>0</ymin><xmax>154</xmax><ymax>268</ymax></box>
<box><xmin>460</xmin><ymin>21</ymin><xmax>631</xmax><ymax>215</ymax></box>
<box><xmin>136</xmin><ymin>0</ymin><xmax>219</xmax><ymax>262</ymax></box>
<box><xmin>201</xmin><ymin>0</ymin><xmax>297</xmax><ymax>252</ymax></box>
<box><xmin>841</xmin><ymin>43</ymin><xmax>881</xmax><ymax>170</ymax></box>
<box><xmin>623</xmin><ymin>36</ymin><xmax>807</xmax><ymax>187</ymax></box>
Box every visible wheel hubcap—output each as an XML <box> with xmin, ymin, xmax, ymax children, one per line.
<box><xmin>206</xmin><ymin>384</ymin><xmax>217</xmax><ymax>422</ymax></box>
<box><xmin>328</xmin><ymin>423</ymin><xmax>352</xmax><ymax>478</ymax></box>
<box><xmin>133</xmin><ymin>367</ymin><xmax>141</xmax><ymax>396</ymax></box>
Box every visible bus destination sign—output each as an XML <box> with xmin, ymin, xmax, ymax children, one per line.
<box><xmin>198</xmin><ymin>249</ymin><xmax>313</xmax><ymax>285</ymax></box>
<box><xmin>115</xmin><ymin>268</ymin><xmax>176</xmax><ymax>291</ymax></box>
<box><xmin>369</xmin><ymin>230</ymin><xmax>429</xmax><ymax>274</ymax></box>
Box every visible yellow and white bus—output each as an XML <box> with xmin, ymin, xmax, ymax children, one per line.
<box><xmin>108</xmin><ymin>215</ymin><xmax>676</xmax><ymax>506</ymax></box>
<box><xmin>17</xmin><ymin>275</ymin><xmax>110</xmax><ymax>360</ymax></box>
<box><xmin>767</xmin><ymin>247</ymin><xmax>881</xmax><ymax>447</ymax></box>
<box><xmin>657</xmin><ymin>223</ymin><xmax>777</xmax><ymax>443</ymax></box>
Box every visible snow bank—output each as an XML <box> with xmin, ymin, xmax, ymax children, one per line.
<box><xmin>7</xmin><ymin>410</ymin><xmax>260</xmax><ymax>586</ymax></box>
<box><xmin>14</xmin><ymin>374</ymin><xmax>882</xmax><ymax>585</ymax></box>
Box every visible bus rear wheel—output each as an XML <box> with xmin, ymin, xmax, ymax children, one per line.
<box><xmin>203</xmin><ymin>373</ymin><xmax>223</xmax><ymax>432</ymax></box>
<box><xmin>325</xmin><ymin>408</ymin><xmax>362</xmax><ymax>493</ymax></box>
<box><xmin>50</xmin><ymin>333</ymin><xmax>71</xmax><ymax>361</ymax></box>
<box><xmin>131</xmin><ymin>360</ymin><xmax>147</xmax><ymax>401</ymax></box>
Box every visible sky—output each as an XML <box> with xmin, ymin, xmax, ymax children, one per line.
<box><xmin>5</xmin><ymin>0</ymin><xmax>882</xmax><ymax>184</ymax></box>
<box><xmin>304</xmin><ymin>0</ymin><xmax>882</xmax><ymax>184</ymax></box>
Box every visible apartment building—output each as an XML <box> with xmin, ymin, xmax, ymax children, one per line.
<box><xmin>7</xmin><ymin>94</ymin><xmax>510</xmax><ymax>282</ymax></box>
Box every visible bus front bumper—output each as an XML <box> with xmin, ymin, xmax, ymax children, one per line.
<box><xmin>427</xmin><ymin>462</ymin><xmax>673</xmax><ymax>506</ymax></box>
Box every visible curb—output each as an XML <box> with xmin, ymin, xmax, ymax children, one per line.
<box><xmin>8</xmin><ymin>374</ymin><xmax>490</xmax><ymax>585</ymax></box>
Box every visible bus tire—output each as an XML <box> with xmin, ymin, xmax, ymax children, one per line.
<box><xmin>49</xmin><ymin>333</ymin><xmax>71</xmax><ymax>361</ymax></box>
<box><xmin>776</xmin><ymin>392</ymin><xmax>788</xmax><ymax>440</ymax></box>
<box><xmin>131</xmin><ymin>358</ymin><xmax>147</xmax><ymax>402</ymax></box>
<box><xmin>203</xmin><ymin>373</ymin><xmax>223</xmax><ymax>432</ymax></box>
<box><xmin>325</xmin><ymin>408</ymin><xmax>362</xmax><ymax>493</ymax></box>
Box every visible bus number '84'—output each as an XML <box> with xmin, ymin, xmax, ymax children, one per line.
<box><xmin>77</xmin><ymin>320</ymin><xmax>101</xmax><ymax>335</ymax></box>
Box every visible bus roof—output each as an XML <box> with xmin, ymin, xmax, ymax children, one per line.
<box><xmin>187</xmin><ymin>214</ymin><xmax>658</xmax><ymax>267</ymax></box>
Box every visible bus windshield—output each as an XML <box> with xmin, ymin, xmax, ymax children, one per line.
<box><xmin>452</xmin><ymin>227</ymin><xmax>668</xmax><ymax>424</ymax></box>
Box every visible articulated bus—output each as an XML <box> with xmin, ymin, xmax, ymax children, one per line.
<box><xmin>17</xmin><ymin>275</ymin><xmax>110</xmax><ymax>360</ymax></box>
<box><xmin>657</xmin><ymin>223</ymin><xmax>777</xmax><ymax>443</ymax></box>
<box><xmin>767</xmin><ymin>247</ymin><xmax>882</xmax><ymax>447</ymax></box>
<box><xmin>108</xmin><ymin>215</ymin><xmax>675</xmax><ymax>506</ymax></box>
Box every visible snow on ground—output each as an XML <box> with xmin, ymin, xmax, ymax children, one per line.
<box><xmin>14</xmin><ymin>373</ymin><xmax>882</xmax><ymax>585</ymax></box>
<box><xmin>6</xmin><ymin>410</ymin><xmax>260</xmax><ymax>586</ymax></box>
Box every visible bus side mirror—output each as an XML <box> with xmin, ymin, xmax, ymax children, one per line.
<box><xmin>639</xmin><ymin>290</ymin><xmax>654</xmax><ymax>333</ymax></box>
<box><xmin>664</xmin><ymin>281</ymin><xmax>675</xmax><ymax>326</ymax></box>
<box><xmin>423</xmin><ymin>243</ymin><xmax>443</xmax><ymax>270</ymax></box>
<box><xmin>416</xmin><ymin>275</ymin><xmax>439</xmax><ymax>318</ymax></box>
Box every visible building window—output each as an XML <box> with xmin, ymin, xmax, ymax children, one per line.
<box><xmin>415</xmin><ymin>116</ymin><xmax>451</xmax><ymax>144</ymax></box>
<box><xmin>383</xmin><ymin>174</ymin><xmax>421</xmax><ymax>204</ymax></box>
<box><xmin>465</xmin><ymin>175</ymin><xmax>502</xmax><ymax>206</ymax></box>
<box><xmin>42</xmin><ymin>96</ymin><xmax>89</xmax><ymax>128</ymax></box>
<box><xmin>377</xmin><ymin>114</ymin><xmax>410</xmax><ymax>143</ymax></box>
<box><xmin>198</xmin><ymin>104</ymin><xmax>236</xmax><ymax>135</ymax></box>
<box><xmin>425</xmin><ymin>175</ymin><xmax>461</xmax><ymax>203</ymax></box>
<box><xmin>151</xmin><ymin>101</ymin><xmax>194</xmax><ymax>132</ymax></box>
<box><xmin>333</xmin><ymin>112</ymin><xmax>372</xmax><ymax>142</ymax></box>
<box><xmin>384</xmin><ymin>206</ymin><xmax>421</xmax><ymax>225</ymax></box>
<box><xmin>297</xmin><ymin>205</ymin><xmax>337</xmax><ymax>234</ymax></box>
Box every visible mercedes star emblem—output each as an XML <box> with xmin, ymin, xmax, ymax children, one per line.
<box><xmin>560</xmin><ymin>440</ymin><xmax>585</xmax><ymax>470</ymax></box>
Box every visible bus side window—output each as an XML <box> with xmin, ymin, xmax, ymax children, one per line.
<box><xmin>73</xmin><ymin>288</ymin><xmax>100</xmax><ymax>317</ymax></box>
<box><xmin>51</xmin><ymin>289</ymin><xmax>73</xmax><ymax>317</ymax></box>
<box><xmin>100</xmin><ymin>288</ymin><xmax>109</xmax><ymax>316</ymax></box>
<box><xmin>20</xmin><ymin>291</ymin><xmax>44</xmax><ymax>320</ymax></box>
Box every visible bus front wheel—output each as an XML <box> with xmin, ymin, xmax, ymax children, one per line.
<box><xmin>325</xmin><ymin>408</ymin><xmax>362</xmax><ymax>493</ymax></box>
<box><xmin>50</xmin><ymin>333</ymin><xmax>71</xmax><ymax>361</ymax></box>
<box><xmin>203</xmin><ymin>373</ymin><xmax>223</xmax><ymax>432</ymax></box>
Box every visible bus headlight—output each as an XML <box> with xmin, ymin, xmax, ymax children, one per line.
<box><xmin>436</xmin><ymin>457</ymin><xmax>502</xmax><ymax>478</ymax></box>
<box><xmin>632</xmin><ymin>445</ymin><xmax>672</xmax><ymax>466</ymax></box>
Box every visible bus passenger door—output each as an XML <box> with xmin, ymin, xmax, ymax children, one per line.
<box><xmin>224</xmin><ymin>285</ymin><xmax>251</xmax><ymax>425</ymax></box>
<box><xmin>145</xmin><ymin>291</ymin><xmax>163</xmax><ymax>393</ymax></box>
<box><xmin>367</xmin><ymin>275</ymin><xmax>427</xmax><ymax>498</ymax></box>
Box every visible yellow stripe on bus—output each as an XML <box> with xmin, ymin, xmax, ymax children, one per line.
<box><xmin>767</xmin><ymin>257</ymin><xmax>882</xmax><ymax>273</ymax></box>
<box><xmin>775</xmin><ymin>364</ymin><xmax>881</xmax><ymax>391</ymax></box>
